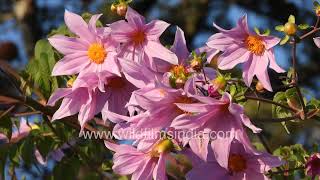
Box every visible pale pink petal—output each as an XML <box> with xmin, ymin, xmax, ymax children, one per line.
<box><xmin>262</xmin><ymin>35</ymin><xmax>280</xmax><ymax>49</ymax></box>
<box><xmin>242</xmin><ymin>54</ymin><xmax>255</xmax><ymax>87</ymax></box>
<box><xmin>52</xmin><ymin>98</ymin><xmax>81</xmax><ymax>121</ymax></box>
<box><xmin>171</xmin><ymin>26</ymin><xmax>189</xmax><ymax>62</ymax></box>
<box><xmin>174</xmin><ymin>103</ymin><xmax>211</xmax><ymax>113</ymax></box>
<box><xmin>313</xmin><ymin>37</ymin><xmax>320</xmax><ymax>48</ymax></box>
<box><xmin>88</xmin><ymin>14</ymin><xmax>102</xmax><ymax>34</ymax></box>
<box><xmin>153</xmin><ymin>153</ymin><xmax>168</xmax><ymax>180</ymax></box>
<box><xmin>110</xmin><ymin>20</ymin><xmax>135</xmax><ymax>43</ymax></box>
<box><xmin>64</xmin><ymin>10</ymin><xmax>95</xmax><ymax>43</ymax></box>
<box><xmin>118</xmin><ymin>58</ymin><xmax>155</xmax><ymax>88</ymax></box>
<box><xmin>266</xmin><ymin>50</ymin><xmax>285</xmax><ymax>73</ymax></box>
<box><xmin>52</xmin><ymin>52</ymin><xmax>90</xmax><ymax>76</ymax></box>
<box><xmin>125</xmin><ymin>7</ymin><xmax>145</xmax><ymax>29</ymax></box>
<box><xmin>210</xmin><ymin>136</ymin><xmax>233</xmax><ymax>169</ymax></box>
<box><xmin>206</xmin><ymin>33</ymin><xmax>234</xmax><ymax>51</ymax></box>
<box><xmin>47</xmin><ymin>88</ymin><xmax>72</xmax><ymax>106</ymax></box>
<box><xmin>189</xmin><ymin>135</ymin><xmax>209</xmax><ymax>161</ymax></box>
<box><xmin>254</xmin><ymin>55</ymin><xmax>272</xmax><ymax>91</ymax></box>
<box><xmin>131</xmin><ymin>158</ymin><xmax>155</xmax><ymax>180</ymax></box>
<box><xmin>101</xmin><ymin>53</ymin><xmax>121</xmax><ymax>76</ymax></box>
<box><xmin>218</xmin><ymin>45</ymin><xmax>250</xmax><ymax>70</ymax></box>
<box><xmin>144</xmin><ymin>41</ymin><xmax>179</xmax><ymax>65</ymax></box>
<box><xmin>48</xmin><ymin>35</ymin><xmax>88</xmax><ymax>54</ymax></box>
<box><xmin>239</xmin><ymin>114</ymin><xmax>262</xmax><ymax>133</ymax></box>
<box><xmin>145</xmin><ymin>20</ymin><xmax>170</xmax><ymax>41</ymax></box>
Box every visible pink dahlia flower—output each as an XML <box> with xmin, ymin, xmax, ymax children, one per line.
<box><xmin>206</xmin><ymin>15</ymin><xmax>285</xmax><ymax>91</ymax></box>
<box><xmin>47</xmin><ymin>72</ymin><xmax>135</xmax><ymax>128</ymax></box>
<box><xmin>105</xmin><ymin>140</ymin><xmax>172</xmax><ymax>180</ymax></box>
<box><xmin>306</xmin><ymin>153</ymin><xmax>320</xmax><ymax>179</ymax></box>
<box><xmin>171</xmin><ymin>93</ymin><xmax>261</xmax><ymax>167</ymax></box>
<box><xmin>110</xmin><ymin>7</ymin><xmax>178</xmax><ymax>70</ymax></box>
<box><xmin>133</xmin><ymin>86</ymin><xmax>197</xmax><ymax>129</ymax></box>
<box><xmin>48</xmin><ymin>10</ymin><xmax>121</xmax><ymax>78</ymax></box>
<box><xmin>186</xmin><ymin>140</ymin><xmax>283</xmax><ymax>180</ymax></box>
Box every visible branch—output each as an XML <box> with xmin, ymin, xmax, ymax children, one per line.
<box><xmin>244</xmin><ymin>95</ymin><xmax>296</xmax><ymax>113</ymax></box>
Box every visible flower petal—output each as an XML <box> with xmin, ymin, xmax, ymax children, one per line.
<box><xmin>145</xmin><ymin>20</ymin><xmax>170</xmax><ymax>41</ymax></box>
<box><xmin>170</xmin><ymin>26</ymin><xmax>189</xmax><ymax>62</ymax></box>
<box><xmin>47</xmin><ymin>88</ymin><xmax>72</xmax><ymax>106</ymax></box>
<box><xmin>52</xmin><ymin>52</ymin><xmax>90</xmax><ymax>76</ymax></box>
<box><xmin>144</xmin><ymin>41</ymin><xmax>179</xmax><ymax>65</ymax></box>
<box><xmin>48</xmin><ymin>35</ymin><xmax>88</xmax><ymax>54</ymax></box>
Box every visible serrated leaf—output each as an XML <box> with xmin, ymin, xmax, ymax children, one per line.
<box><xmin>280</xmin><ymin>35</ymin><xmax>290</xmax><ymax>45</ymax></box>
<box><xmin>275</xmin><ymin>25</ymin><xmax>285</xmax><ymax>32</ymax></box>
<box><xmin>288</xmin><ymin>15</ymin><xmax>295</xmax><ymax>23</ymax></box>
<box><xmin>298</xmin><ymin>24</ymin><xmax>309</xmax><ymax>30</ymax></box>
<box><xmin>0</xmin><ymin>115</ymin><xmax>12</xmax><ymax>141</ymax></box>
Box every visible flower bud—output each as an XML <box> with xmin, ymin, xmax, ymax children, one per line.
<box><xmin>284</xmin><ymin>22</ymin><xmax>297</xmax><ymax>36</ymax></box>
<box><xmin>117</xmin><ymin>3</ymin><xmax>128</xmax><ymax>16</ymax></box>
<box><xmin>212</xmin><ymin>76</ymin><xmax>226</xmax><ymax>91</ymax></box>
<box><xmin>255</xmin><ymin>81</ymin><xmax>265</xmax><ymax>93</ymax></box>
<box><xmin>67</xmin><ymin>77</ymin><xmax>75</xmax><ymax>88</ymax></box>
<box><xmin>175</xmin><ymin>78</ymin><xmax>186</xmax><ymax>89</ymax></box>
<box><xmin>315</xmin><ymin>5</ymin><xmax>320</xmax><ymax>16</ymax></box>
<box><xmin>110</xmin><ymin>4</ymin><xmax>117</xmax><ymax>13</ymax></box>
<box><xmin>190</xmin><ymin>57</ymin><xmax>202</xmax><ymax>72</ymax></box>
<box><xmin>155</xmin><ymin>139</ymin><xmax>174</xmax><ymax>154</ymax></box>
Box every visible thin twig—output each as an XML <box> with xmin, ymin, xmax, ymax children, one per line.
<box><xmin>0</xmin><ymin>105</ymin><xmax>15</xmax><ymax>119</ymax></box>
<box><xmin>13</xmin><ymin>111</ymin><xmax>41</xmax><ymax>117</ymax></box>
<box><xmin>258</xmin><ymin>115</ymin><xmax>299</xmax><ymax>123</ymax></box>
<box><xmin>245</xmin><ymin>95</ymin><xmax>296</xmax><ymax>113</ymax></box>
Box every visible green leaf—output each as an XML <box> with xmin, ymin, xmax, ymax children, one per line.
<box><xmin>262</xmin><ymin>29</ymin><xmax>270</xmax><ymax>36</ymax></box>
<box><xmin>0</xmin><ymin>115</ymin><xmax>12</xmax><ymax>140</ymax></box>
<box><xmin>280</xmin><ymin>35</ymin><xmax>290</xmax><ymax>45</ymax></box>
<box><xmin>314</xmin><ymin>1</ymin><xmax>320</xmax><ymax>7</ymax></box>
<box><xmin>288</xmin><ymin>15</ymin><xmax>295</xmax><ymax>24</ymax></box>
<box><xmin>275</xmin><ymin>25</ymin><xmax>285</xmax><ymax>32</ymax></box>
<box><xmin>254</xmin><ymin>27</ymin><xmax>260</xmax><ymax>35</ymax></box>
<box><xmin>298</xmin><ymin>24</ymin><xmax>309</xmax><ymax>30</ymax></box>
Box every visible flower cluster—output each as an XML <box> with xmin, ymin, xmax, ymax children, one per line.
<box><xmin>47</xmin><ymin>7</ymin><xmax>289</xmax><ymax>180</ymax></box>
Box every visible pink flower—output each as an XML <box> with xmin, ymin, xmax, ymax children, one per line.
<box><xmin>186</xmin><ymin>140</ymin><xmax>283</xmax><ymax>180</ymax></box>
<box><xmin>171</xmin><ymin>93</ymin><xmax>261</xmax><ymax>167</ymax></box>
<box><xmin>105</xmin><ymin>140</ymin><xmax>171</xmax><ymax>180</ymax></box>
<box><xmin>110</xmin><ymin>7</ymin><xmax>178</xmax><ymax>70</ymax></box>
<box><xmin>306</xmin><ymin>153</ymin><xmax>320</xmax><ymax>179</ymax></box>
<box><xmin>48</xmin><ymin>10</ymin><xmax>121</xmax><ymax>78</ymax></box>
<box><xmin>0</xmin><ymin>118</ymin><xmax>39</xmax><ymax>144</ymax></box>
<box><xmin>47</xmin><ymin>72</ymin><xmax>135</xmax><ymax>128</ymax></box>
<box><xmin>133</xmin><ymin>86</ymin><xmax>196</xmax><ymax>129</ymax></box>
<box><xmin>206</xmin><ymin>15</ymin><xmax>285</xmax><ymax>91</ymax></box>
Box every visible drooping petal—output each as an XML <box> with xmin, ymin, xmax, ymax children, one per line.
<box><xmin>145</xmin><ymin>20</ymin><xmax>170</xmax><ymax>41</ymax></box>
<box><xmin>48</xmin><ymin>35</ymin><xmax>88</xmax><ymax>54</ymax></box>
<box><xmin>313</xmin><ymin>37</ymin><xmax>320</xmax><ymax>48</ymax></box>
<box><xmin>254</xmin><ymin>55</ymin><xmax>272</xmax><ymax>91</ymax></box>
<box><xmin>131</xmin><ymin>158</ymin><xmax>155</xmax><ymax>180</ymax></box>
<box><xmin>210</xmin><ymin>135</ymin><xmax>233</xmax><ymax>169</ymax></box>
<box><xmin>266</xmin><ymin>50</ymin><xmax>285</xmax><ymax>73</ymax></box>
<box><xmin>242</xmin><ymin>54</ymin><xmax>255</xmax><ymax>87</ymax></box>
<box><xmin>47</xmin><ymin>88</ymin><xmax>72</xmax><ymax>106</ymax></box>
<box><xmin>51</xmin><ymin>52</ymin><xmax>90</xmax><ymax>76</ymax></box>
<box><xmin>153</xmin><ymin>153</ymin><xmax>168</xmax><ymax>180</ymax></box>
<box><xmin>189</xmin><ymin>135</ymin><xmax>210</xmax><ymax>161</ymax></box>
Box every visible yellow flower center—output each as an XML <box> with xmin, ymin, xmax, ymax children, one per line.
<box><xmin>228</xmin><ymin>154</ymin><xmax>247</xmax><ymax>173</ymax></box>
<box><xmin>244</xmin><ymin>35</ymin><xmax>265</xmax><ymax>56</ymax></box>
<box><xmin>132</xmin><ymin>31</ymin><xmax>145</xmax><ymax>45</ymax></box>
<box><xmin>87</xmin><ymin>43</ymin><xmax>106</xmax><ymax>64</ymax></box>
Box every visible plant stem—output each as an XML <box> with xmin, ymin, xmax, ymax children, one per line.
<box><xmin>245</xmin><ymin>95</ymin><xmax>296</xmax><ymax>113</ymax></box>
